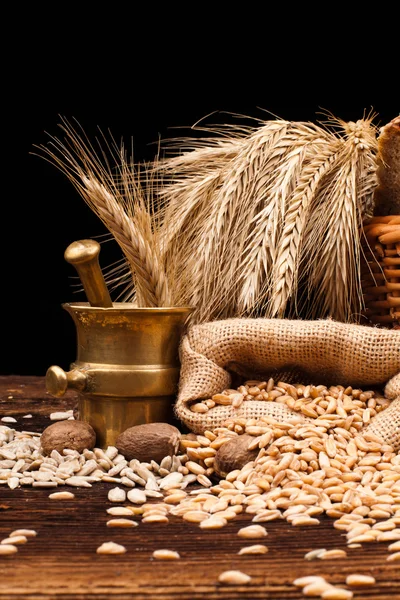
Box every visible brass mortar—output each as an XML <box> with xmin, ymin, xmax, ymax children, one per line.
<box><xmin>45</xmin><ymin>238</ymin><xmax>192</xmax><ymax>448</ymax></box>
<box><xmin>46</xmin><ymin>304</ymin><xmax>192</xmax><ymax>448</ymax></box>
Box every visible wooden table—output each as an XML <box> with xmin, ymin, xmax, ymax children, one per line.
<box><xmin>0</xmin><ymin>376</ymin><xmax>399</xmax><ymax>599</ymax></box>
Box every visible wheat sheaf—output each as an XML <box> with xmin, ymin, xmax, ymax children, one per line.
<box><xmin>34</xmin><ymin>110</ymin><xmax>380</xmax><ymax>324</ymax></box>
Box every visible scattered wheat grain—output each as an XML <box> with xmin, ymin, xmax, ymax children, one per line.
<box><xmin>96</xmin><ymin>541</ymin><xmax>127</xmax><ymax>555</ymax></box>
<box><xmin>152</xmin><ymin>549</ymin><xmax>180</xmax><ymax>560</ymax></box>
<box><xmin>218</xmin><ymin>570</ymin><xmax>251</xmax><ymax>585</ymax></box>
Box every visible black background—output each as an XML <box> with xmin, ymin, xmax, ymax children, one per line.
<box><xmin>4</xmin><ymin>10</ymin><xmax>399</xmax><ymax>376</ymax></box>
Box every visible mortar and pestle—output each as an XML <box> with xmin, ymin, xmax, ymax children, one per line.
<box><xmin>45</xmin><ymin>239</ymin><xmax>192</xmax><ymax>448</ymax></box>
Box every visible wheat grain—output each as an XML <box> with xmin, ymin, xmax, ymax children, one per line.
<box><xmin>238</xmin><ymin>544</ymin><xmax>268</xmax><ymax>555</ymax></box>
<box><xmin>304</xmin><ymin>548</ymin><xmax>327</xmax><ymax>560</ymax></box>
<box><xmin>199</xmin><ymin>516</ymin><xmax>228</xmax><ymax>529</ymax></box>
<box><xmin>318</xmin><ymin>549</ymin><xmax>347</xmax><ymax>559</ymax></box>
<box><xmin>218</xmin><ymin>570</ymin><xmax>251</xmax><ymax>585</ymax></box>
<box><xmin>321</xmin><ymin>589</ymin><xmax>353</xmax><ymax>600</ymax></box>
<box><xmin>48</xmin><ymin>491</ymin><xmax>76</xmax><ymax>500</ymax></box>
<box><xmin>1</xmin><ymin>536</ymin><xmax>28</xmax><ymax>545</ymax></box>
<box><xmin>237</xmin><ymin>524</ymin><xmax>267</xmax><ymax>538</ymax></box>
<box><xmin>142</xmin><ymin>514</ymin><xmax>169</xmax><ymax>524</ymax></box>
<box><xmin>10</xmin><ymin>530</ymin><xmax>37</xmax><ymax>538</ymax></box>
<box><xmin>388</xmin><ymin>541</ymin><xmax>400</xmax><ymax>551</ymax></box>
<box><xmin>302</xmin><ymin>582</ymin><xmax>336</xmax><ymax>597</ymax></box>
<box><xmin>106</xmin><ymin>506</ymin><xmax>133</xmax><ymax>516</ymax></box>
<box><xmin>0</xmin><ymin>545</ymin><xmax>18</xmax><ymax>555</ymax></box>
<box><xmin>106</xmin><ymin>518</ymin><xmax>138</xmax><ymax>528</ymax></box>
<box><xmin>293</xmin><ymin>576</ymin><xmax>328</xmax><ymax>587</ymax></box>
<box><xmin>345</xmin><ymin>574</ymin><xmax>376</xmax><ymax>586</ymax></box>
<box><xmin>96</xmin><ymin>542</ymin><xmax>127</xmax><ymax>555</ymax></box>
<box><xmin>152</xmin><ymin>549</ymin><xmax>180</xmax><ymax>560</ymax></box>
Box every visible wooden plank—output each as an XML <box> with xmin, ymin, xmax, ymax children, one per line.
<box><xmin>0</xmin><ymin>376</ymin><xmax>399</xmax><ymax>599</ymax></box>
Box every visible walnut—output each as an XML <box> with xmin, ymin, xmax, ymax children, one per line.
<box><xmin>40</xmin><ymin>420</ymin><xmax>96</xmax><ymax>455</ymax></box>
<box><xmin>115</xmin><ymin>422</ymin><xmax>181</xmax><ymax>463</ymax></box>
<box><xmin>213</xmin><ymin>434</ymin><xmax>259</xmax><ymax>478</ymax></box>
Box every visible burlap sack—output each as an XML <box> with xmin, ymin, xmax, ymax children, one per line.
<box><xmin>175</xmin><ymin>318</ymin><xmax>400</xmax><ymax>450</ymax></box>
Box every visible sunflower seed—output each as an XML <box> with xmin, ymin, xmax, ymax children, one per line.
<box><xmin>127</xmin><ymin>489</ymin><xmax>147</xmax><ymax>504</ymax></box>
<box><xmin>304</xmin><ymin>548</ymin><xmax>327</xmax><ymax>560</ymax></box>
<box><xmin>65</xmin><ymin>477</ymin><xmax>92</xmax><ymax>488</ymax></box>
<box><xmin>108</xmin><ymin>487</ymin><xmax>126</xmax><ymax>502</ymax></box>
<box><xmin>49</xmin><ymin>411</ymin><xmax>74</xmax><ymax>421</ymax></box>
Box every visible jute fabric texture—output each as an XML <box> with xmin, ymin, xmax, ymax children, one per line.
<box><xmin>175</xmin><ymin>318</ymin><xmax>400</xmax><ymax>449</ymax></box>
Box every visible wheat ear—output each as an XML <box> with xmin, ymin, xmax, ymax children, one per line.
<box><xmin>235</xmin><ymin>138</ymin><xmax>305</xmax><ymax>316</ymax></box>
<box><xmin>34</xmin><ymin>119</ymin><xmax>172</xmax><ymax>307</ymax></box>
<box><xmin>234</xmin><ymin>122</ymin><xmax>334</xmax><ymax>316</ymax></box>
<box><xmin>81</xmin><ymin>177</ymin><xmax>171</xmax><ymax>307</ymax></box>
<box><xmin>298</xmin><ymin>117</ymin><xmax>379</xmax><ymax>321</ymax></box>
<box><xmin>147</xmin><ymin>136</ymin><xmax>249</xmax><ymax>321</ymax></box>
<box><xmin>267</xmin><ymin>140</ymin><xmax>341</xmax><ymax>317</ymax></box>
<box><xmin>191</xmin><ymin>121</ymin><xmax>290</xmax><ymax>322</ymax></box>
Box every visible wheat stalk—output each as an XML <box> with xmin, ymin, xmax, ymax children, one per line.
<box><xmin>33</xmin><ymin>118</ymin><xmax>174</xmax><ymax>307</ymax></box>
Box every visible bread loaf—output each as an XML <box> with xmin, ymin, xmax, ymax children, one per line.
<box><xmin>373</xmin><ymin>116</ymin><xmax>400</xmax><ymax>215</ymax></box>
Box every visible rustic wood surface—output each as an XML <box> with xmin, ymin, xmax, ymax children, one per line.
<box><xmin>0</xmin><ymin>376</ymin><xmax>399</xmax><ymax>600</ymax></box>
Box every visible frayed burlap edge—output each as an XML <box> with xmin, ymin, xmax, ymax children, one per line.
<box><xmin>363</xmin><ymin>372</ymin><xmax>400</xmax><ymax>450</ymax></box>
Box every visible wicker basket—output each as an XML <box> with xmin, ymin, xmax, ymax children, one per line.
<box><xmin>361</xmin><ymin>215</ymin><xmax>400</xmax><ymax>329</ymax></box>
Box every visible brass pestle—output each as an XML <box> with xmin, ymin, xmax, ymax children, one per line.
<box><xmin>63</xmin><ymin>239</ymin><xmax>113</xmax><ymax>309</ymax></box>
<box><xmin>46</xmin><ymin>239</ymin><xmax>112</xmax><ymax>398</ymax></box>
